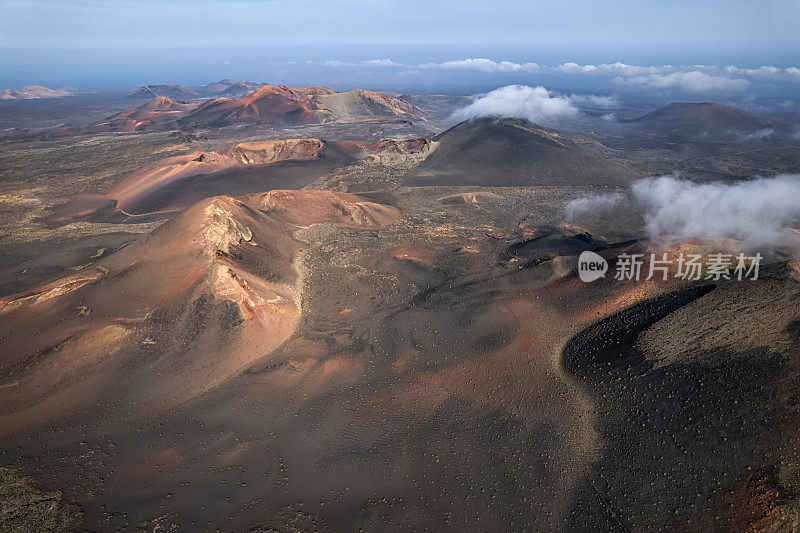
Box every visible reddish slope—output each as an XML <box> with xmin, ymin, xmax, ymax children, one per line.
<box><xmin>179</xmin><ymin>85</ymin><xmax>328</xmax><ymax>127</ymax></box>
<box><xmin>97</xmin><ymin>85</ymin><xmax>426</xmax><ymax>131</ymax></box>
<box><xmin>89</xmin><ymin>96</ymin><xmax>200</xmax><ymax>132</ymax></box>
<box><xmin>46</xmin><ymin>137</ymin><xmax>434</xmax><ymax>223</ymax></box>
<box><xmin>0</xmin><ymin>190</ymin><xmax>401</xmax><ymax>430</ymax></box>
<box><xmin>326</xmin><ymin>89</ymin><xmax>427</xmax><ymax>118</ymax></box>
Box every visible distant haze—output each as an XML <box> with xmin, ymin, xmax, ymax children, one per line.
<box><xmin>0</xmin><ymin>0</ymin><xmax>798</xmax><ymax>97</ymax></box>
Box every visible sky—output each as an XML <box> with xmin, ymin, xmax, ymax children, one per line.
<box><xmin>1</xmin><ymin>0</ymin><xmax>799</xmax><ymax>96</ymax></box>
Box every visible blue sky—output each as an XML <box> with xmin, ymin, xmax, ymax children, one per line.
<box><xmin>1</xmin><ymin>0</ymin><xmax>799</xmax><ymax>95</ymax></box>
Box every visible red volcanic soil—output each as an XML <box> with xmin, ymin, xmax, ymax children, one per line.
<box><xmin>689</xmin><ymin>471</ymin><xmax>797</xmax><ymax>532</ymax></box>
<box><xmin>179</xmin><ymin>84</ymin><xmax>429</xmax><ymax>127</ymax></box>
<box><xmin>301</xmin><ymin>85</ymin><xmax>337</xmax><ymax>96</ymax></box>
<box><xmin>108</xmin><ymin>151</ymin><xmax>233</xmax><ymax>213</ymax></box>
<box><xmin>89</xmin><ymin>96</ymin><xmax>200</xmax><ymax>132</ymax></box>
<box><xmin>108</xmin><ymin>139</ymin><xmax>330</xmax><ymax>213</ymax></box>
<box><xmin>0</xmin><ymin>190</ymin><xmax>402</xmax><ymax>432</ymax></box>
<box><xmin>232</xmin><ymin>138</ymin><xmax>325</xmax><ymax>165</ymax></box>
<box><xmin>256</xmin><ymin>189</ymin><xmax>402</xmax><ymax>228</ymax></box>
<box><xmin>46</xmin><ymin>137</ymin><xmax>433</xmax><ymax>224</ymax></box>
<box><xmin>45</xmin><ymin>192</ymin><xmax>118</xmax><ymax>224</ymax></box>
<box><xmin>90</xmin><ymin>86</ymin><xmax>426</xmax><ymax>132</ymax></box>
<box><xmin>349</xmin><ymin>89</ymin><xmax>426</xmax><ymax>117</ymax></box>
<box><xmin>181</xmin><ymin>85</ymin><xmax>324</xmax><ymax>127</ymax></box>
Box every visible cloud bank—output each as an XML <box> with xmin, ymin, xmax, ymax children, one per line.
<box><xmin>424</xmin><ymin>58</ymin><xmax>540</xmax><ymax>73</ymax></box>
<box><xmin>315</xmin><ymin>58</ymin><xmax>800</xmax><ymax>93</ymax></box>
<box><xmin>567</xmin><ymin>175</ymin><xmax>800</xmax><ymax>251</ymax></box>
<box><xmin>323</xmin><ymin>59</ymin><xmax>401</xmax><ymax>67</ymax></box>
<box><xmin>451</xmin><ymin>85</ymin><xmax>578</xmax><ymax>124</ymax></box>
<box><xmin>614</xmin><ymin>71</ymin><xmax>750</xmax><ymax>92</ymax></box>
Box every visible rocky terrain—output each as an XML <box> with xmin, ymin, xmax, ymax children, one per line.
<box><xmin>45</xmin><ymin>137</ymin><xmax>435</xmax><ymax>223</ymax></box>
<box><xmin>88</xmin><ymin>96</ymin><xmax>200</xmax><ymax>133</ymax></box>
<box><xmin>176</xmin><ymin>85</ymin><xmax>426</xmax><ymax>128</ymax></box>
<box><xmin>1</xmin><ymin>91</ymin><xmax>800</xmax><ymax>531</ymax></box>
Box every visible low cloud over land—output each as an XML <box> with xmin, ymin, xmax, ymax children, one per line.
<box><xmin>568</xmin><ymin>174</ymin><xmax>800</xmax><ymax>251</ymax></box>
<box><xmin>451</xmin><ymin>85</ymin><xmax>624</xmax><ymax>124</ymax></box>
<box><xmin>452</xmin><ymin>85</ymin><xmax>579</xmax><ymax>124</ymax></box>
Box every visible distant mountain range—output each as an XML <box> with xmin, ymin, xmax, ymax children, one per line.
<box><xmin>91</xmin><ymin>84</ymin><xmax>426</xmax><ymax>132</ymax></box>
<box><xmin>126</xmin><ymin>79</ymin><xmax>265</xmax><ymax>100</ymax></box>
<box><xmin>0</xmin><ymin>85</ymin><xmax>76</xmax><ymax>100</ymax></box>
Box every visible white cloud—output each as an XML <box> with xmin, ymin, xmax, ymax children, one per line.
<box><xmin>556</xmin><ymin>62</ymin><xmax>598</xmax><ymax>74</ymax></box>
<box><xmin>557</xmin><ymin>62</ymin><xmax>796</xmax><ymax>82</ymax></box>
<box><xmin>566</xmin><ymin>193</ymin><xmax>624</xmax><ymax>218</ymax></box>
<box><xmin>323</xmin><ymin>59</ymin><xmax>402</xmax><ymax>67</ymax></box>
<box><xmin>737</xmin><ymin>128</ymin><xmax>775</xmax><ymax>141</ymax></box>
<box><xmin>557</xmin><ymin>62</ymin><xmax>662</xmax><ymax>76</ymax></box>
<box><xmin>569</xmin><ymin>174</ymin><xmax>800</xmax><ymax>252</ymax></box>
<box><xmin>724</xmin><ymin>65</ymin><xmax>800</xmax><ymax>81</ymax></box>
<box><xmin>363</xmin><ymin>58</ymin><xmax>402</xmax><ymax>67</ymax></box>
<box><xmin>425</xmin><ymin>60</ymin><xmax>796</xmax><ymax>91</ymax></box>
<box><xmin>614</xmin><ymin>71</ymin><xmax>750</xmax><ymax>92</ymax></box>
<box><xmin>451</xmin><ymin>85</ymin><xmax>578</xmax><ymax>124</ymax></box>
<box><xmin>724</xmin><ymin>65</ymin><xmax>780</xmax><ymax>76</ymax></box>
<box><xmin>423</xmin><ymin>58</ymin><xmax>539</xmax><ymax>73</ymax></box>
<box><xmin>631</xmin><ymin>174</ymin><xmax>800</xmax><ymax>250</ymax></box>
<box><xmin>568</xmin><ymin>93</ymin><xmax>620</xmax><ymax>108</ymax></box>
<box><xmin>553</xmin><ymin>62</ymin><xmax>800</xmax><ymax>88</ymax></box>
<box><xmin>313</xmin><ymin>58</ymin><xmax>800</xmax><ymax>91</ymax></box>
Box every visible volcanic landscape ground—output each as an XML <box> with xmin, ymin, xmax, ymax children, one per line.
<box><xmin>1</xmin><ymin>90</ymin><xmax>800</xmax><ymax>531</ymax></box>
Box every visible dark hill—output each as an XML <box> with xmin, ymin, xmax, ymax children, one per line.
<box><xmin>406</xmin><ymin>117</ymin><xmax>640</xmax><ymax>186</ymax></box>
<box><xmin>629</xmin><ymin>102</ymin><xmax>779</xmax><ymax>137</ymax></box>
